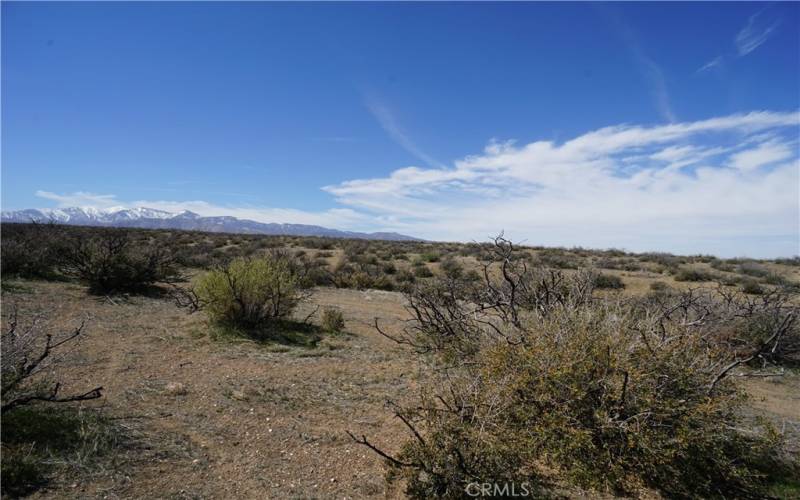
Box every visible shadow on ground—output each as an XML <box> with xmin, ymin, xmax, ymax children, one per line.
<box><xmin>207</xmin><ymin>319</ymin><xmax>335</xmax><ymax>348</ymax></box>
<box><xmin>1</xmin><ymin>405</ymin><xmax>122</xmax><ymax>497</ymax></box>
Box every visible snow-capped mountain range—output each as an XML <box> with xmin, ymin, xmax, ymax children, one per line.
<box><xmin>0</xmin><ymin>207</ymin><xmax>420</xmax><ymax>241</ymax></box>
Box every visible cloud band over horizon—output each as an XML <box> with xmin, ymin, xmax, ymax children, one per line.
<box><xmin>27</xmin><ymin>110</ymin><xmax>800</xmax><ymax>258</ymax></box>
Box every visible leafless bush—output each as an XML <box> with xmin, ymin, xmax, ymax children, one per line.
<box><xmin>1</xmin><ymin>308</ymin><xmax>103</xmax><ymax>414</ymax></box>
<box><xmin>1</xmin><ymin>223</ymin><xmax>64</xmax><ymax>279</ymax></box>
<box><xmin>58</xmin><ymin>229</ymin><xmax>180</xmax><ymax>294</ymax></box>
<box><xmin>375</xmin><ymin>235</ymin><xmax>597</xmax><ymax>359</ymax></box>
<box><xmin>636</xmin><ymin>286</ymin><xmax>799</xmax><ymax>368</ymax></box>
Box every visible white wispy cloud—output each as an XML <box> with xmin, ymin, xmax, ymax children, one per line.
<box><xmin>736</xmin><ymin>9</ymin><xmax>780</xmax><ymax>56</ymax></box>
<box><xmin>637</xmin><ymin>53</ymin><xmax>677</xmax><ymax>123</ymax></box>
<box><xmin>697</xmin><ymin>56</ymin><xmax>724</xmax><ymax>73</ymax></box>
<box><xmin>34</xmin><ymin>111</ymin><xmax>800</xmax><ymax>257</ymax></box>
<box><xmin>35</xmin><ymin>190</ymin><xmax>123</xmax><ymax>209</ymax></box>
<box><xmin>312</xmin><ymin>136</ymin><xmax>360</xmax><ymax>143</ymax></box>
<box><xmin>608</xmin><ymin>9</ymin><xmax>677</xmax><ymax>123</ymax></box>
<box><xmin>363</xmin><ymin>93</ymin><xmax>443</xmax><ymax>167</ymax></box>
<box><xmin>698</xmin><ymin>9</ymin><xmax>781</xmax><ymax>78</ymax></box>
<box><xmin>729</xmin><ymin>140</ymin><xmax>793</xmax><ymax>171</ymax></box>
<box><xmin>324</xmin><ymin>110</ymin><xmax>800</xmax><ymax>257</ymax></box>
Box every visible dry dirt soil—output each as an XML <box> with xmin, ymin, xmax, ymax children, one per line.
<box><xmin>3</xmin><ymin>279</ymin><xmax>800</xmax><ymax>499</ymax></box>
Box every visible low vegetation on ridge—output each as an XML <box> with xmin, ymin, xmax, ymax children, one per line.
<box><xmin>1</xmin><ymin>222</ymin><xmax>799</xmax><ymax>498</ymax></box>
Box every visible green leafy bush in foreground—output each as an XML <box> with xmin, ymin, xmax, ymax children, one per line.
<box><xmin>194</xmin><ymin>253</ymin><xmax>309</xmax><ymax>328</ymax></box>
<box><xmin>356</xmin><ymin>236</ymin><xmax>797</xmax><ymax>499</ymax></box>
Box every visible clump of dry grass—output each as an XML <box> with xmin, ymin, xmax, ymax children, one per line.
<box><xmin>1</xmin><ymin>405</ymin><xmax>121</xmax><ymax>497</ymax></box>
<box><xmin>321</xmin><ymin>308</ymin><xmax>345</xmax><ymax>334</ymax></box>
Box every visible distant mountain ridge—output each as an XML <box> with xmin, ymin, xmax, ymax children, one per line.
<box><xmin>0</xmin><ymin>207</ymin><xmax>421</xmax><ymax>241</ymax></box>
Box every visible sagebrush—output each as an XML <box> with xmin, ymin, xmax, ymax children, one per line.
<box><xmin>358</xmin><ymin>236</ymin><xmax>797</xmax><ymax>499</ymax></box>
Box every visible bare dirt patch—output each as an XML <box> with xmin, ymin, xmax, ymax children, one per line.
<box><xmin>6</xmin><ymin>282</ymin><xmax>416</xmax><ymax>499</ymax></box>
<box><xmin>4</xmin><ymin>278</ymin><xmax>799</xmax><ymax>499</ymax></box>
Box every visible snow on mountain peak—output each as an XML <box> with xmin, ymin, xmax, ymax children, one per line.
<box><xmin>0</xmin><ymin>206</ymin><xmax>177</xmax><ymax>223</ymax></box>
<box><xmin>1</xmin><ymin>206</ymin><xmax>421</xmax><ymax>241</ymax></box>
<box><xmin>113</xmin><ymin>207</ymin><xmax>174</xmax><ymax>220</ymax></box>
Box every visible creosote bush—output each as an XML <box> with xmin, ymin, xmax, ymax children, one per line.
<box><xmin>193</xmin><ymin>252</ymin><xmax>309</xmax><ymax>329</ymax></box>
<box><xmin>355</xmin><ymin>236</ymin><xmax>797</xmax><ymax>499</ymax></box>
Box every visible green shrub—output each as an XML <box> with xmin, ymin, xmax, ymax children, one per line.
<box><xmin>593</xmin><ymin>272</ymin><xmax>624</xmax><ymax>289</ymax></box>
<box><xmin>384</xmin><ymin>307</ymin><xmax>784</xmax><ymax>498</ymax></box>
<box><xmin>194</xmin><ymin>253</ymin><xmax>308</xmax><ymax>328</ymax></box>
<box><xmin>321</xmin><ymin>308</ymin><xmax>345</xmax><ymax>333</ymax></box>
<box><xmin>673</xmin><ymin>267</ymin><xmax>715</xmax><ymax>282</ymax></box>
<box><xmin>358</xmin><ymin>237</ymin><xmax>796</xmax><ymax>499</ymax></box>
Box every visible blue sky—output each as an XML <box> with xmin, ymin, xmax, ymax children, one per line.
<box><xmin>2</xmin><ymin>2</ymin><xmax>799</xmax><ymax>257</ymax></box>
